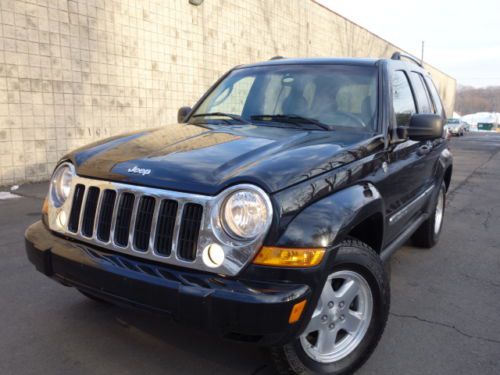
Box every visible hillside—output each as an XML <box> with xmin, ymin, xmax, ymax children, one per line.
<box><xmin>455</xmin><ymin>86</ymin><xmax>500</xmax><ymax>115</ymax></box>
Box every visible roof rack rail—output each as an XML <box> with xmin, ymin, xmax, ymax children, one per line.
<box><xmin>269</xmin><ymin>56</ymin><xmax>285</xmax><ymax>60</ymax></box>
<box><xmin>391</xmin><ymin>52</ymin><xmax>423</xmax><ymax>67</ymax></box>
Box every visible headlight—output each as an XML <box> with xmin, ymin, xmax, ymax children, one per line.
<box><xmin>219</xmin><ymin>186</ymin><xmax>272</xmax><ymax>241</ymax></box>
<box><xmin>50</xmin><ymin>162</ymin><xmax>74</xmax><ymax>207</ymax></box>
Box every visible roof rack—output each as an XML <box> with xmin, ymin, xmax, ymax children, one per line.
<box><xmin>391</xmin><ymin>52</ymin><xmax>423</xmax><ymax>67</ymax></box>
<box><xmin>269</xmin><ymin>56</ymin><xmax>285</xmax><ymax>60</ymax></box>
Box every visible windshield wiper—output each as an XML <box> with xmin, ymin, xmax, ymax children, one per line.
<box><xmin>192</xmin><ymin>112</ymin><xmax>248</xmax><ymax>124</ymax></box>
<box><xmin>250</xmin><ymin>114</ymin><xmax>330</xmax><ymax>131</ymax></box>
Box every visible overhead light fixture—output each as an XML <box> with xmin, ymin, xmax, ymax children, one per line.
<box><xmin>189</xmin><ymin>0</ymin><xmax>204</xmax><ymax>5</ymax></box>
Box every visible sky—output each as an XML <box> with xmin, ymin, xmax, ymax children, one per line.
<box><xmin>316</xmin><ymin>0</ymin><xmax>500</xmax><ymax>87</ymax></box>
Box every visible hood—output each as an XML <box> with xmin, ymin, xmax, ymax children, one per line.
<box><xmin>67</xmin><ymin>123</ymin><xmax>380</xmax><ymax>195</ymax></box>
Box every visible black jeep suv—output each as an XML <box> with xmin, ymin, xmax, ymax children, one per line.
<box><xmin>26</xmin><ymin>54</ymin><xmax>452</xmax><ymax>374</ymax></box>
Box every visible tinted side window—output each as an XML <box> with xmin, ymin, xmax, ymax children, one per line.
<box><xmin>392</xmin><ymin>71</ymin><xmax>416</xmax><ymax>126</ymax></box>
<box><xmin>411</xmin><ymin>72</ymin><xmax>433</xmax><ymax>114</ymax></box>
<box><xmin>424</xmin><ymin>77</ymin><xmax>444</xmax><ymax>116</ymax></box>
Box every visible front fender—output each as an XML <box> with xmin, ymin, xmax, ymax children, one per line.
<box><xmin>275</xmin><ymin>183</ymin><xmax>384</xmax><ymax>248</ymax></box>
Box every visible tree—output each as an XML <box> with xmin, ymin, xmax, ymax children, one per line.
<box><xmin>455</xmin><ymin>86</ymin><xmax>500</xmax><ymax>115</ymax></box>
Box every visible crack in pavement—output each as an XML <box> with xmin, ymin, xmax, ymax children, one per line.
<box><xmin>390</xmin><ymin>312</ymin><xmax>500</xmax><ymax>345</ymax></box>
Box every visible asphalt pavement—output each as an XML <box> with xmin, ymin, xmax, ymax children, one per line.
<box><xmin>0</xmin><ymin>132</ymin><xmax>499</xmax><ymax>375</ymax></box>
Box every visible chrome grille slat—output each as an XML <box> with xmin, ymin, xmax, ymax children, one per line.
<box><xmin>92</xmin><ymin>188</ymin><xmax>105</xmax><ymax>240</ymax></box>
<box><xmin>148</xmin><ymin>198</ymin><xmax>162</xmax><ymax>254</ymax></box>
<box><xmin>170</xmin><ymin>201</ymin><xmax>185</xmax><ymax>260</ymax></box>
<box><xmin>108</xmin><ymin>191</ymin><xmax>121</xmax><ymax>245</ymax></box>
<box><xmin>127</xmin><ymin>194</ymin><xmax>141</xmax><ymax>251</ymax></box>
<box><xmin>77</xmin><ymin>187</ymin><xmax>89</xmax><ymax>237</ymax></box>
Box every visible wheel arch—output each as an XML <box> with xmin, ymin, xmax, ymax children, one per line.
<box><xmin>275</xmin><ymin>183</ymin><xmax>385</xmax><ymax>251</ymax></box>
<box><xmin>344</xmin><ymin>212</ymin><xmax>384</xmax><ymax>253</ymax></box>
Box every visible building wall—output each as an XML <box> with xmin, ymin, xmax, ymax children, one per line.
<box><xmin>0</xmin><ymin>0</ymin><xmax>456</xmax><ymax>185</ymax></box>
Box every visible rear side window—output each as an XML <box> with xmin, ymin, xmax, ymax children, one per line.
<box><xmin>424</xmin><ymin>77</ymin><xmax>444</xmax><ymax>116</ymax></box>
<box><xmin>392</xmin><ymin>71</ymin><xmax>416</xmax><ymax>126</ymax></box>
<box><xmin>410</xmin><ymin>72</ymin><xmax>433</xmax><ymax>114</ymax></box>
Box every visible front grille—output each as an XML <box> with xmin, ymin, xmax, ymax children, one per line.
<box><xmin>66</xmin><ymin>183</ymin><xmax>204</xmax><ymax>263</ymax></box>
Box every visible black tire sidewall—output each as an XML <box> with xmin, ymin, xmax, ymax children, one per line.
<box><xmin>282</xmin><ymin>241</ymin><xmax>390</xmax><ymax>375</ymax></box>
<box><xmin>430</xmin><ymin>183</ymin><xmax>446</xmax><ymax>243</ymax></box>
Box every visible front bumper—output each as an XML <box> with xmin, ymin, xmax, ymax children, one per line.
<box><xmin>25</xmin><ymin>221</ymin><xmax>311</xmax><ymax>345</ymax></box>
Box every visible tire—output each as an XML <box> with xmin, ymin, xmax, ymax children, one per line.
<box><xmin>78</xmin><ymin>289</ymin><xmax>109</xmax><ymax>304</ymax></box>
<box><xmin>271</xmin><ymin>239</ymin><xmax>390</xmax><ymax>375</ymax></box>
<box><xmin>411</xmin><ymin>182</ymin><xmax>446</xmax><ymax>248</ymax></box>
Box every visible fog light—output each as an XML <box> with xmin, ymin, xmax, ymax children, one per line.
<box><xmin>57</xmin><ymin>210</ymin><xmax>67</xmax><ymax>227</ymax></box>
<box><xmin>202</xmin><ymin>243</ymin><xmax>225</xmax><ymax>268</ymax></box>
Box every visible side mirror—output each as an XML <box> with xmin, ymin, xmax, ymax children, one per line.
<box><xmin>177</xmin><ymin>106</ymin><xmax>192</xmax><ymax>123</ymax></box>
<box><xmin>407</xmin><ymin>114</ymin><xmax>443</xmax><ymax>141</ymax></box>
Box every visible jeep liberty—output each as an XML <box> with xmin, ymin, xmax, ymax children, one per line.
<box><xmin>26</xmin><ymin>53</ymin><xmax>452</xmax><ymax>374</ymax></box>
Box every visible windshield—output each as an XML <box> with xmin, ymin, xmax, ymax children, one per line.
<box><xmin>447</xmin><ymin>119</ymin><xmax>460</xmax><ymax>124</ymax></box>
<box><xmin>190</xmin><ymin>64</ymin><xmax>378</xmax><ymax>131</ymax></box>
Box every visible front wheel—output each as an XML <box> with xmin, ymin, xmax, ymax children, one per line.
<box><xmin>271</xmin><ymin>240</ymin><xmax>390</xmax><ymax>375</ymax></box>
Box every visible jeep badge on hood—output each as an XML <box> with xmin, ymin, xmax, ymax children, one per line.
<box><xmin>127</xmin><ymin>166</ymin><xmax>151</xmax><ymax>176</ymax></box>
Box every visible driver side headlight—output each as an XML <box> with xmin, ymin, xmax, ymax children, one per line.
<box><xmin>213</xmin><ymin>185</ymin><xmax>273</xmax><ymax>244</ymax></box>
<box><xmin>49</xmin><ymin>162</ymin><xmax>75</xmax><ymax>208</ymax></box>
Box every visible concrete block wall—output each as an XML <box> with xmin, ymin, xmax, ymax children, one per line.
<box><xmin>0</xmin><ymin>0</ymin><xmax>456</xmax><ymax>185</ymax></box>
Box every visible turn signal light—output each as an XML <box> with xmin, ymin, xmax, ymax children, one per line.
<box><xmin>42</xmin><ymin>198</ymin><xmax>49</xmax><ymax>215</ymax></box>
<box><xmin>253</xmin><ymin>247</ymin><xmax>325</xmax><ymax>267</ymax></box>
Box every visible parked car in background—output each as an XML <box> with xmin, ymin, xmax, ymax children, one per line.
<box><xmin>445</xmin><ymin>118</ymin><xmax>466</xmax><ymax>136</ymax></box>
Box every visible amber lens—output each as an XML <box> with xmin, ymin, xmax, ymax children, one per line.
<box><xmin>42</xmin><ymin>198</ymin><xmax>49</xmax><ymax>215</ymax></box>
<box><xmin>289</xmin><ymin>300</ymin><xmax>307</xmax><ymax>324</ymax></box>
<box><xmin>253</xmin><ymin>247</ymin><xmax>325</xmax><ymax>267</ymax></box>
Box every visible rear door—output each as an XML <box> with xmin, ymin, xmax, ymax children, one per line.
<box><xmin>379</xmin><ymin>68</ymin><xmax>440</xmax><ymax>243</ymax></box>
<box><xmin>408</xmin><ymin>71</ymin><xmax>445</xmax><ymax>189</ymax></box>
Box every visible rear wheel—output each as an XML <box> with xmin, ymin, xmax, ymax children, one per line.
<box><xmin>412</xmin><ymin>182</ymin><xmax>446</xmax><ymax>248</ymax></box>
<box><xmin>271</xmin><ymin>240</ymin><xmax>389</xmax><ymax>375</ymax></box>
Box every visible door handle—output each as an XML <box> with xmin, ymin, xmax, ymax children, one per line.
<box><xmin>417</xmin><ymin>145</ymin><xmax>431</xmax><ymax>156</ymax></box>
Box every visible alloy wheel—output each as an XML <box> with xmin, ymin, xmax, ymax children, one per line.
<box><xmin>300</xmin><ymin>270</ymin><xmax>373</xmax><ymax>363</ymax></box>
